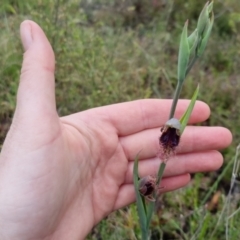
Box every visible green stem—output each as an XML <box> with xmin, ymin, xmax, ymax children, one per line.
<box><xmin>146</xmin><ymin>202</ymin><xmax>154</xmax><ymax>229</ymax></box>
<box><xmin>169</xmin><ymin>55</ymin><xmax>198</xmax><ymax>119</ymax></box>
<box><xmin>156</xmin><ymin>162</ymin><xmax>166</xmax><ymax>186</ymax></box>
<box><xmin>169</xmin><ymin>82</ymin><xmax>183</xmax><ymax>119</ymax></box>
<box><xmin>141</xmin><ymin>229</ymin><xmax>150</xmax><ymax>240</ymax></box>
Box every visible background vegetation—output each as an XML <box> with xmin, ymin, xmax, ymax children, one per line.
<box><xmin>1</xmin><ymin>0</ymin><xmax>240</xmax><ymax>239</ymax></box>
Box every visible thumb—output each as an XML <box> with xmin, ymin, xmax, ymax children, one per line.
<box><xmin>16</xmin><ymin>20</ymin><xmax>57</xmax><ymax>118</ymax></box>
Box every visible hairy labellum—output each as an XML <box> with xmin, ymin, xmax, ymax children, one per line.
<box><xmin>160</xmin><ymin>127</ymin><xmax>180</xmax><ymax>149</ymax></box>
<box><xmin>160</xmin><ymin>118</ymin><xmax>181</xmax><ymax>150</ymax></box>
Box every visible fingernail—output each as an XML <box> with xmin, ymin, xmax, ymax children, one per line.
<box><xmin>20</xmin><ymin>21</ymin><xmax>33</xmax><ymax>51</ymax></box>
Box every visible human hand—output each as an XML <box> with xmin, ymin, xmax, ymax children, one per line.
<box><xmin>0</xmin><ymin>20</ymin><xmax>232</xmax><ymax>240</ymax></box>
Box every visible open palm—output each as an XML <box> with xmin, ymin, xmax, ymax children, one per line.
<box><xmin>0</xmin><ymin>21</ymin><xmax>232</xmax><ymax>240</ymax></box>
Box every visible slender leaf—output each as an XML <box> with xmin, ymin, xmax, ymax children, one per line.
<box><xmin>146</xmin><ymin>202</ymin><xmax>154</xmax><ymax>230</ymax></box>
<box><xmin>179</xmin><ymin>85</ymin><xmax>199</xmax><ymax>134</ymax></box>
<box><xmin>178</xmin><ymin>20</ymin><xmax>190</xmax><ymax>84</ymax></box>
<box><xmin>189</xmin><ymin>31</ymin><xmax>199</xmax><ymax>60</ymax></box>
<box><xmin>133</xmin><ymin>155</ymin><xmax>148</xmax><ymax>237</ymax></box>
<box><xmin>169</xmin><ymin>21</ymin><xmax>190</xmax><ymax>119</ymax></box>
<box><xmin>156</xmin><ymin>162</ymin><xmax>167</xmax><ymax>186</ymax></box>
<box><xmin>188</xmin><ymin>29</ymin><xmax>198</xmax><ymax>50</ymax></box>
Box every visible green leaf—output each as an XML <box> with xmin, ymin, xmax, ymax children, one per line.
<box><xmin>156</xmin><ymin>162</ymin><xmax>167</xmax><ymax>186</ymax></box>
<box><xmin>179</xmin><ymin>85</ymin><xmax>199</xmax><ymax>134</ymax></box>
<box><xmin>133</xmin><ymin>155</ymin><xmax>148</xmax><ymax>236</ymax></box>
<box><xmin>188</xmin><ymin>29</ymin><xmax>198</xmax><ymax>50</ymax></box>
<box><xmin>188</xmin><ymin>30</ymin><xmax>199</xmax><ymax>60</ymax></box>
<box><xmin>178</xmin><ymin>20</ymin><xmax>190</xmax><ymax>84</ymax></box>
<box><xmin>146</xmin><ymin>203</ymin><xmax>154</xmax><ymax>230</ymax></box>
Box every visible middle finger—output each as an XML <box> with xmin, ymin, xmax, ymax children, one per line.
<box><xmin>120</xmin><ymin>126</ymin><xmax>231</xmax><ymax>161</ymax></box>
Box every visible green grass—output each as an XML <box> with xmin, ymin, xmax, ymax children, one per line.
<box><xmin>1</xmin><ymin>0</ymin><xmax>240</xmax><ymax>239</ymax></box>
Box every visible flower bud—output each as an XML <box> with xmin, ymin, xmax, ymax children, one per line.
<box><xmin>197</xmin><ymin>2</ymin><xmax>210</xmax><ymax>37</ymax></box>
<box><xmin>138</xmin><ymin>175</ymin><xmax>156</xmax><ymax>201</ymax></box>
<box><xmin>197</xmin><ymin>12</ymin><xmax>214</xmax><ymax>57</ymax></box>
<box><xmin>196</xmin><ymin>1</ymin><xmax>214</xmax><ymax>57</ymax></box>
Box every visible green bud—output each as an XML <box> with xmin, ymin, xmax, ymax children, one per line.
<box><xmin>178</xmin><ymin>20</ymin><xmax>190</xmax><ymax>84</ymax></box>
<box><xmin>207</xmin><ymin>1</ymin><xmax>213</xmax><ymax>13</ymax></box>
<box><xmin>197</xmin><ymin>12</ymin><xmax>214</xmax><ymax>57</ymax></box>
<box><xmin>197</xmin><ymin>1</ymin><xmax>211</xmax><ymax>37</ymax></box>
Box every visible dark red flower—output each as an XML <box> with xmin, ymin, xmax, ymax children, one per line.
<box><xmin>159</xmin><ymin>118</ymin><xmax>181</xmax><ymax>158</ymax></box>
<box><xmin>160</xmin><ymin>127</ymin><xmax>180</xmax><ymax>149</ymax></box>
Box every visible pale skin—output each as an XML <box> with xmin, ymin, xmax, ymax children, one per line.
<box><xmin>0</xmin><ymin>21</ymin><xmax>232</xmax><ymax>240</ymax></box>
